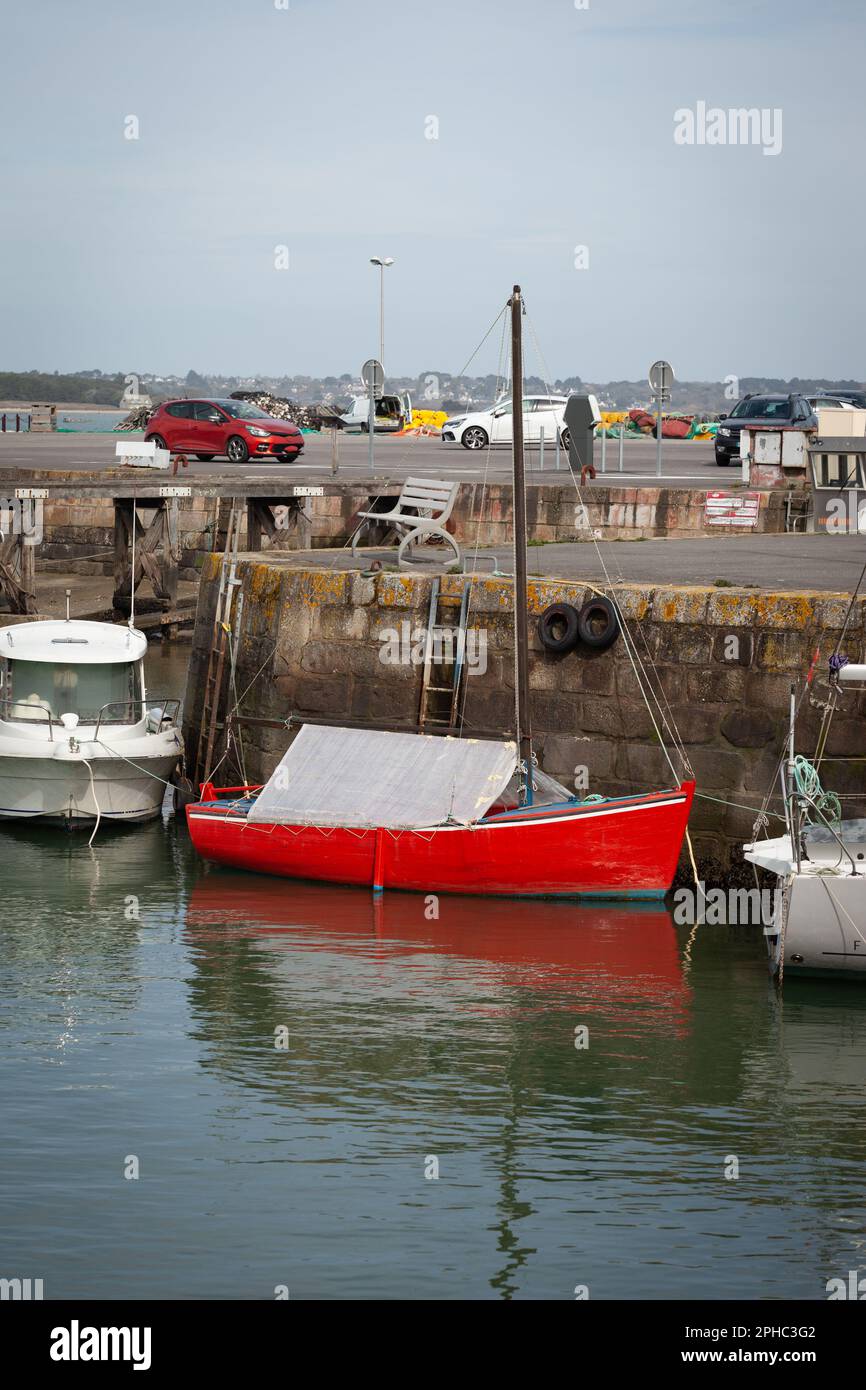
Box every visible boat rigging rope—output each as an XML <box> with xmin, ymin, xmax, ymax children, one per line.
<box><xmin>523</xmin><ymin>303</ymin><xmax>709</xmax><ymax>898</ymax></box>
<box><xmin>522</xmin><ymin>305</ymin><xmax>689</xmax><ymax>785</ymax></box>
<box><xmin>792</xmin><ymin>755</ymin><xmax>842</xmax><ymax>827</ymax></box>
<box><xmin>82</xmin><ymin>758</ymin><xmax>102</xmax><ymax>848</ymax></box>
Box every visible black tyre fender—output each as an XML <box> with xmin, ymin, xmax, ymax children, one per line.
<box><xmin>577</xmin><ymin>596</ymin><xmax>619</xmax><ymax>650</ymax></box>
<box><xmin>537</xmin><ymin>602</ymin><xmax>580</xmax><ymax>654</ymax></box>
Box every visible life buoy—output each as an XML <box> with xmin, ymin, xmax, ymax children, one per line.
<box><xmin>537</xmin><ymin>602</ymin><xmax>580</xmax><ymax>654</ymax></box>
<box><xmin>577</xmin><ymin>596</ymin><xmax>619</xmax><ymax>650</ymax></box>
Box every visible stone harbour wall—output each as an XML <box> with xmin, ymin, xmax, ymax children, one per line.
<box><xmin>9</xmin><ymin>478</ymin><xmax>796</xmax><ymax>570</ymax></box>
<box><xmin>183</xmin><ymin>557</ymin><xmax>866</xmax><ymax>880</ymax></box>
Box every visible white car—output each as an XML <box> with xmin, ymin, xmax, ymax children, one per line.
<box><xmin>441</xmin><ymin>394</ymin><xmax>570</xmax><ymax>450</ymax></box>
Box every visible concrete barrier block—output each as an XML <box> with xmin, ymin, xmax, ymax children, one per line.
<box><xmin>685</xmin><ymin>745</ymin><xmax>743</xmax><ymax>791</ymax></box>
<box><xmin>377</xmin><ymin>572</ymin><xmax>428</xmax><ymax>610</ymax></box>
<box><xmin>295</xmin><ymin>674</ymin><xmax>351</xmax><ymax>715</ymax></box>
<box><xmin>614</xmin><ymin>742</ymin><xmax>671</xmax><ymax>784</ymax></box>
<box><xmin>654</xmin><ymin>624</ymin><xmax>713</xmax><ymax>665</ymax></box>
<box><xmin>686</xmin><ymin>666</ymin><xmax>748</xmax><ymax>703</ymax></box>
<box><xmin>706</xmin><ymin>591</ymin><xmax>758</xmax><ymax>627</ymax></box>
<box><xmin>349</xmin><ymin>573</ymin><xmax>376</xmax><ymax>607</ymax></box>
<box><xmin>813</xmin><ymin>596</ymin><xmax>856</xmax><ymax>630</ymax></box>
<box><xmin>669</xmin><ymin>703</ymin><xmax>722</xmax><ymax>744</ymax></box>
<box><xmin>653</xmin><ymin>588</ymin><xmax>709</xmax><ymax>625</ymax></box>
<box><xmin>560</xmin><ymin>652</ymin><xmax>616</xmax><ymax>695</ymax></box>
<box><xmin>300</xmin><ymin>570</ymin><xmax>350</xmax><ymax>606</ymax></box>
<box><xmin>710</xmin><ymin>629</ymin><xmax>754</xmax><ymax>666</ymax></box>
<box><xmin>467</xmin><ymin>578</ymin><xmax>515</xmax><ymax>614</ymax></box>
<box><xmin>756</xmin><ymin>630</ymin><xmax>812</xmax><ymax>671</ymax></box>
<box><xmin>526</xmin><ymin>579</ymin><xmax>586</xmax><ymax>614</ymax></box>
<box><xmin>753</xmin><ymin>593</ymin><xmax>816</xmax><ymax>630</ymax></box>
<box><xmin>612</xmin><ymin>587</ymin><xmax>654</xmax><ymax>620</ymax></box>
<box><xmin>720</xmin><ymin>708</ymin><xmax>777</xmax><ymax>747</ymax></box>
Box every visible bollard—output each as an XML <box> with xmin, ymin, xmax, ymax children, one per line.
<box><xmin>539</xmin><ymin>426</ymin><xmax>544</xmax><ymax>472</ymax></box>
<box><xmin>600</xmin><ymin>426</ymin><xmax>607</xmax><ymax>473</ymax></box>
<box><xmin>618</xmin><ymin>422</ymin><xmax>624</xmax><ymax>471</ymax></box>
<box><xmin>331</xmin><ymin>427</ymin><xmax>340</xmax><ymax>475</ymax></box>
<box><xmin>555</xmin><ymin>428</ymin><xmax>560</xmax><ymax>471</ymax></box>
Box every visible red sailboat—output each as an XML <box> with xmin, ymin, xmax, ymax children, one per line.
<box><xmin>186</xmin><ymin>287</ymin><xmax>694</xmax><ymax>898</ymax></box>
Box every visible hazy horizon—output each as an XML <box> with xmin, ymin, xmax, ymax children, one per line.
<box><xmin>2</xmin><ymin>0</ymin><xmax>863</xmax><ymax>383</ymax></box>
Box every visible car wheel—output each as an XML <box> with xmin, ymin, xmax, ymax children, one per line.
<box><xmin>560</xmin><ymin>428</ymin><xmax>571</xmax><ymax>451</ymax></box>
<box><xmin>716</xmin><ymin>456</ymin><xmax>730</xmax><ymax>467</ymax></box>
<box><xmin>195</xmin><ymin>453</ymin><xmax>215</xmax><ymax>461</ymax></box>
<box><xmin>462</xmin><ymin>426</ymin><xmax>489</xmax><ymax>450</ymax></box>
<box><xmin>226</xmin><ymin>435</ymin><xmax>249</xmax><ymax>463</ymax></box>
<box><xmin>146</xmin><ymin>433</ymin><xmax>167</xmax><ymax>450</ymax></box>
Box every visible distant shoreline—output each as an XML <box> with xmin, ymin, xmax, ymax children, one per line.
<box><xmin>0</xmin><ymin>401</ymin><xmax>126</xmax><ymax>411</ymax></box>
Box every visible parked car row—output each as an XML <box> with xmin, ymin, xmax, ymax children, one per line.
<box><xmin>143</xmin><ymin>384</ymin><xmax>866</xmax><ymax>468</ymax></box>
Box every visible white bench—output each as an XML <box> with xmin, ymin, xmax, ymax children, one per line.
<box><xmin>350</xmin><ymin>477</ymin><xmax>461</xmax><ymax>569</ymax></box>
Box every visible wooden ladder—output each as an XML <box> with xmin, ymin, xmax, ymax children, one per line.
<box><xmin>418</xmin><ymin>579</ymin><xmax>471</xmax><ymax>734</ymax></box>
<box><xmin>194</xmin><ymin>502</ymin><xmax>243</xmax><ymax>787</ymax></box>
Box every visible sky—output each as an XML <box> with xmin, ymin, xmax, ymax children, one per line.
<box><xmin>1</xmin><ymin>0</ymin><xmax>864</xmax><ymax>383</ymax></box>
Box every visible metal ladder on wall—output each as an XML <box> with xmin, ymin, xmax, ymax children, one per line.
<box><xmin>418</xmin><ymin>578</ymin><xmax>471</xmax><ymax>734</ymax></box>
<box><xmin>193</xmin><ymin>501</ymin><xmax>244</xmax><ymax>787</ymax></box>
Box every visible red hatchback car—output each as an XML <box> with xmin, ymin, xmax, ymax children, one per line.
<box><xmin>145</xmin><ymin>398</ymin><xmax>304</xmax><ymax>464</ymax></box>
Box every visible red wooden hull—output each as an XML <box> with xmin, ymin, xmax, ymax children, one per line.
<box><xmin>186</xmin><ymin>781</ymin><xmax>695</xmax><ymax>898</ymax></box>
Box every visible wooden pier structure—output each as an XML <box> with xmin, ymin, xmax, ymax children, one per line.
<box><xmin>0</xmin><ymin>470</ymin><xmax>349</xmax><ymax>624</ymax></box>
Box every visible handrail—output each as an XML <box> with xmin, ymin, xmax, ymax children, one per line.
<box><xmin>797</xmin><ymin>789</ymin><xmax>859</xmax><ymax>877</ymax></box>
<box><xmin>0</xmin><ymin>698</ymin><xmax>54</xmax><ymax>740</ymax></box>
<box><xmin>91</xmin><ymin>700</ymin><xmax>146</xmax><ymax>740</ymax></box>
<box><xmin>0</xmin><ymin>695</ymin><xmax>180</xmax><ymax>743</ymax></box>
<box><xmin>93</xmin><ymin>696</ymin><xmax>181</xmax><ymax>741</ymax></box>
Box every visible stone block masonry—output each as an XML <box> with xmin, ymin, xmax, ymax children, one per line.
<box><xmin>22</xmin><ymin>478</ymin><xmax>793</xmax><ymax>566</ymax></box>
<box><xmin>183</xmin><ymin>555</ymin><xmax>866</xmax><ymax>879</ymax></box>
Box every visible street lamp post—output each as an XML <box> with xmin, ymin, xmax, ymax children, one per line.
<box><xmin>369</xmin><ymin>256</ymin><xmax>394</xmax><ymax>370</ymax></box>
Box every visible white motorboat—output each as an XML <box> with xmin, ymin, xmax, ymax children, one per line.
<box><xmin>0</xmin><ymin>618</ymin><xmax>182</xmax><ymax>826</ymax></box>
<box><xmin>744</xmin><ymin>664</ymin><xmax>866</xmax><ymax>981</ymax></box>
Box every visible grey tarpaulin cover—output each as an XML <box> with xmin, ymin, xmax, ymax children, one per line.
<box><xmin>247</xmin><ymin>725</ymin><xmax>518</xmax><ymax>830</ymax></box>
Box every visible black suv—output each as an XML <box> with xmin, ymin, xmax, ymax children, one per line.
<box><xmin>714</xmin><ymin>394</ymin><xmax>817</xmax><ymax>466</ymax></box>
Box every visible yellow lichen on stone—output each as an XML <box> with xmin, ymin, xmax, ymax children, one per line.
<box><xmin>304</xmin><ymin>570</ymin><xmax>348</xmax><ymax>605</ymax></box>
<box><xmin>753</xmin><ymin>593</ymin><xmax>815</xmax><ymax>629</ymax></box>
<box><xmin>202</xmin><ymin>552</ymin><xmax>222</xmax><ymax>583</ymax></box>
<box><xmin>378</xmin><ymin>573</ymin><xmax>421</xmax><ymax>608</ymax></box>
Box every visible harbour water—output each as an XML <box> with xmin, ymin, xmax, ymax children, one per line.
<box><xmin>1</xmin><ymin>645</ymin><xmax>865</xmax><ymax>1301</ymax></box>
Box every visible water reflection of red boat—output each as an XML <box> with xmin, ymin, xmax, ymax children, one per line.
<box><xmin>186</xmin><ymin>875</ymin><xmax>691</xmax><ymax>1030</ymax></box>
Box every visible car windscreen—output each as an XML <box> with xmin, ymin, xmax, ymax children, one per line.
<box><xmin>218</xmin><ymin>402</ymin><xmax>271</xmax><ymax>420</ymax></box>
<box><xmin>730</xmin><ymin>398</ymin><xmax>792</xmax><ymax>420</ymax></box>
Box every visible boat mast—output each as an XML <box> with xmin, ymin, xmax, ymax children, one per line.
<box><xmin>510</xmin><ymin>285</ymin><xmax>533</xmax><ymax>801</ymax></box>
